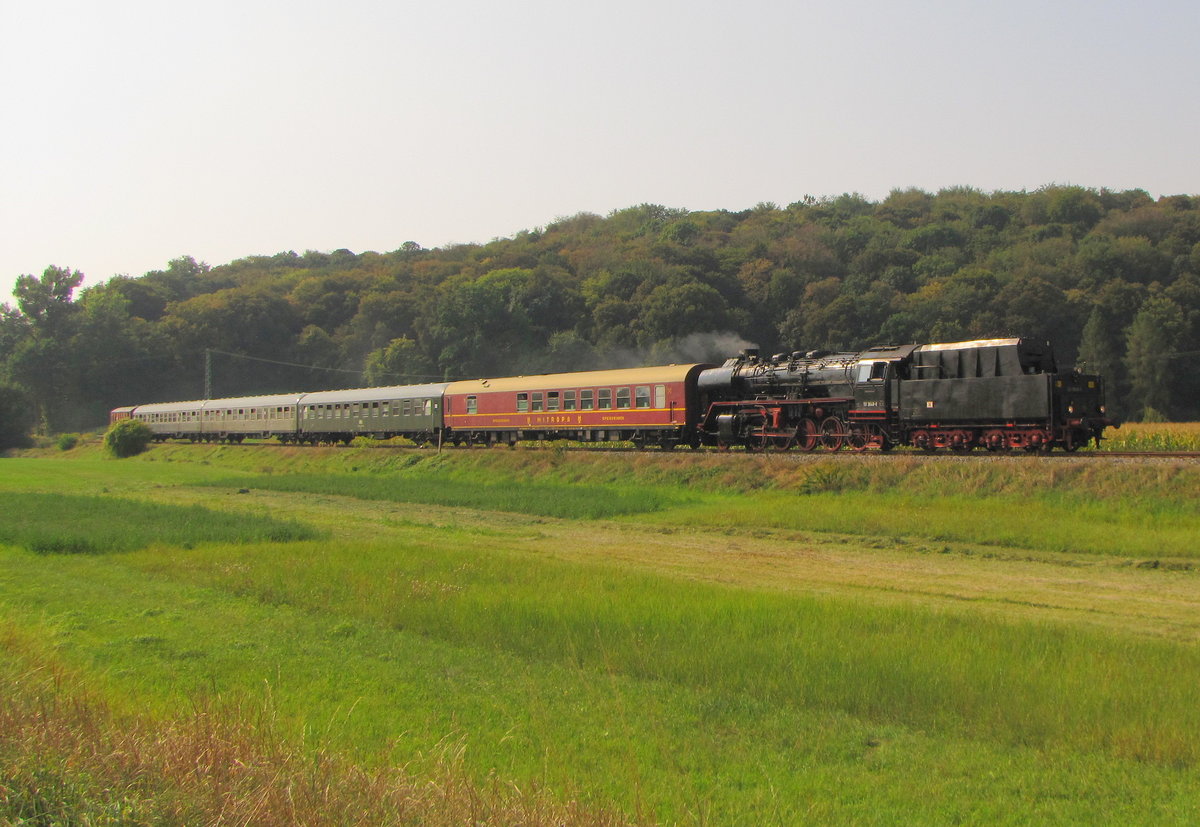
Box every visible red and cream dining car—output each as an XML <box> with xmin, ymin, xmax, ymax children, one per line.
<box><xmin>442</xmin><ymin>364</ymin><xmax>711</xmax><ymax>448</ymax></box>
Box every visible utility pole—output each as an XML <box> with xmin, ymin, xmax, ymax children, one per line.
<box><xmin>204</xmin><ymin>349</ymin><xmax>212</xmax><ymax>400</ymax></box>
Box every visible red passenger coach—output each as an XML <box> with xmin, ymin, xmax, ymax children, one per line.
<box><xmin>109</xmin><ymin>406</ymin><xmax>135</xmax><ymax>425</ymax></box>
<box><xmin>442</xmin><ymin>364</ymin><xmax>711</xmax><ymax>448</ymax></box>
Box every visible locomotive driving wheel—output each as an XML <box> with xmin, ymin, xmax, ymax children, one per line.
<box><xmin>847</xmin><ymin>425</ymin><xmax>871</xmax><ymax>452</ymax></box>
<box><xmin>819</xmin><ymin>417</ymin><xmax>846</xmax><ymax>451</ymax></box>
<box><xmin>797</xmin><ymin>417</ymin><xmax>819</xmax><ymax>452</ymax></box>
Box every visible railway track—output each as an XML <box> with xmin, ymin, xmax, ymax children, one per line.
<box><xmin>190</xmin><ymin>438</ymin><xmax>1200</xmax><ymax>460</ymax></box>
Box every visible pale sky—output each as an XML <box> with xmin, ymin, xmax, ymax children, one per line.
<box><xmin>3</xmin><ymin>0</ymin><xmax>1198</xmax><ymax>308</ymax></box>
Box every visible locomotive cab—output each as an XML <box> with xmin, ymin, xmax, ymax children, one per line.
<box><xmin>851</xmin><ymin>360</ymin><xmax>892</xmax><ymax>415</ymax></box>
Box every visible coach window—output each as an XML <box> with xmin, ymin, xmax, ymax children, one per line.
<box><xmin>597</xmin><ymin>389</ymin><xmax>611</xmax><ymax>410</ymax></box>
<box><xmin>616</xmin><ymin>387</ymin><xmax>632</xmax><ymax>409</ymax></box>
<box><xmin>580</xmin><ymin>390</ymin><xmax>594</xmax><ymax>410</ymax></box>
<box><xmin>532</xmin><ymin>392</ymin><xmax>544</xmax><ymax>412</ymax></box>
<box><xmin>547</xmin><ymin>391</ymin><xmax>560</xmax><ymax>411</ymax></box>
<box><xmin>634</xmin><ymin>386</ymin><xmax>651</xmax><ymax>409</ymax></box>
<box><xmin>517</xmin><ymin>393</ymin><xmax>529</xmax><ymax>413</ymax></box>
<box><xmin>467</xmin><ymin>395</ymin><xmax>478</xmax><ymax>415</ymax></box>
<box><xmin>563</xmin><ymin>391</ymin><xmax>576</xmax><ymax>411</ymax></box>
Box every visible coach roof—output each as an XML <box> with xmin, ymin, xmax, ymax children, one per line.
<box><xmin>444</xmin><ymin>364</ymin><xmax>710</xmax><ymax>395</ymax></box>
<box><xmin>299</xmin><ymin>383</ymin><xmax>450</xmax><ymax>405</ymax></box>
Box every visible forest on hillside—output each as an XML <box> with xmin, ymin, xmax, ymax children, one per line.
<box><xmin>2</xmin><ymin>185</ymin><xmax>1199</xmax><ymax>437</ymax></box>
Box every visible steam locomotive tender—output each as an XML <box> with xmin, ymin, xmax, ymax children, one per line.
<box><xmin>696</xmin><ymin>338</ymin><xmax>1112</xmax><ymax>452</ymax></box>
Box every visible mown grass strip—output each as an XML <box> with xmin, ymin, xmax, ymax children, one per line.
<box><xmin>662</xmin><ymin>490</ymin><xmax>1200</xmax><ymax>559</ymax></box>
<box><xmin>0</xmin><ymin>492</ymin><xmax>321</xmax><ymax>554</ymax></box>
<box><xmin>207</xmin><ymin>473</ymin><xmax>686</xmax><ymax>519</ymax></box>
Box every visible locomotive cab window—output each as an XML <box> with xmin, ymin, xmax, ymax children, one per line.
<box><xmin>855</xmin><ymin>362</ymin><xmax>887</xmax><ymax>383</ymax></box>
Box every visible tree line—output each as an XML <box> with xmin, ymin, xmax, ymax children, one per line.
<box><xmin>2</xmin><ymin>184</ymin><xmax>1199</xmax><ymax>443</ymax></box>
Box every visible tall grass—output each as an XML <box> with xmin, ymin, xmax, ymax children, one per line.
<box><xmin>0</xmin><ymin>492</ymin><xmax>321</xmax><ymax>553</ymax></box>
<box><xmin>0</xmin><ymin>622</ymin><xmax>625</xmax><ymax>827</ymax></box>
<box><xmin>146</xmin><ymin>538</ymin><xmax>1200</xmax><ymax>766</ymax></box>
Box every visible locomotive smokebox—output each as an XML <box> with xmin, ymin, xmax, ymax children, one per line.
<box><xmin>698</xmin><ymin>366</ymin><xmax>738</xmax><ymax>393</ymax></box>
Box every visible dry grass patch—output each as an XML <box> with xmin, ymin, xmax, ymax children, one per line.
<box><xmin>0</xmin><ymin>624</ymin><xmax>631</xmax><ymax>827</ymax></box>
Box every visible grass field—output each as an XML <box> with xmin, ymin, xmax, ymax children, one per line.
<box><xmin>2</xmin><ymin>444</ymin><xmax>1199</xmax><ymax>824</ymax></box>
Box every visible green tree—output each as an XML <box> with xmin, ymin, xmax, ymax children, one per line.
<box><xmin>364</xmin><ymin>337</ymin><xmax>437</xmax><ymax>385</ymax></box>
<box><xmin>1124</xmin><ymin>296</ymin><xmax>1185</xmax><ymax>419</ymax></box>
<box><xmin>0</xmin><ymin>384</ymin><xmax>34</xmax><ymax>450</ymax></box>
<box><xmin>636</xmin><ymin>281</ymin><xmax>730</xmax><ymax>345</ymax></box>
<box><xmin>6</xmin><ymin>266</ymin><xmax>85</xmax><ymax>432</ymax></box>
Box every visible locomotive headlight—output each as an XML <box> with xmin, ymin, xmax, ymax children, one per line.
<box><xmin>1100</xmin><ymin>405</ymin><xmax>1106</xmax><ymax>414</ymax></box>
<box><xmin>1068</xmin><ymin>404</ymin><xmax>1075</xmax><ymax>414</ymax></box>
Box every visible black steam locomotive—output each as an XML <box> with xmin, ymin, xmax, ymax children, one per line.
<box><xmin>697</xmin><ymin>338</ymin><xmax>1112</xmax><ymax>452</ymax></box>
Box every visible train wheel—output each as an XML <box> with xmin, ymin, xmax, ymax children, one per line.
<box><xmin>820</xmin><ymin>417</ymin><xmax>846</xmax><ymax>451</ymax></box>
<box><xmin>848</xmin><ymin>428</ymin><xmax>869</xmax><ymax>452</ymax></box>
<box><xmin>798</xmin><ymin>418</ymin><xmax>819</xmax><ymax>452</ymax></box>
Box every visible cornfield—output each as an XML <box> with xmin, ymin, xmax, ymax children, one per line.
<box><xmin>1099</xmin><ymin>422</ymin><xmax>1200</xmax><ymax>452</ymax></box>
